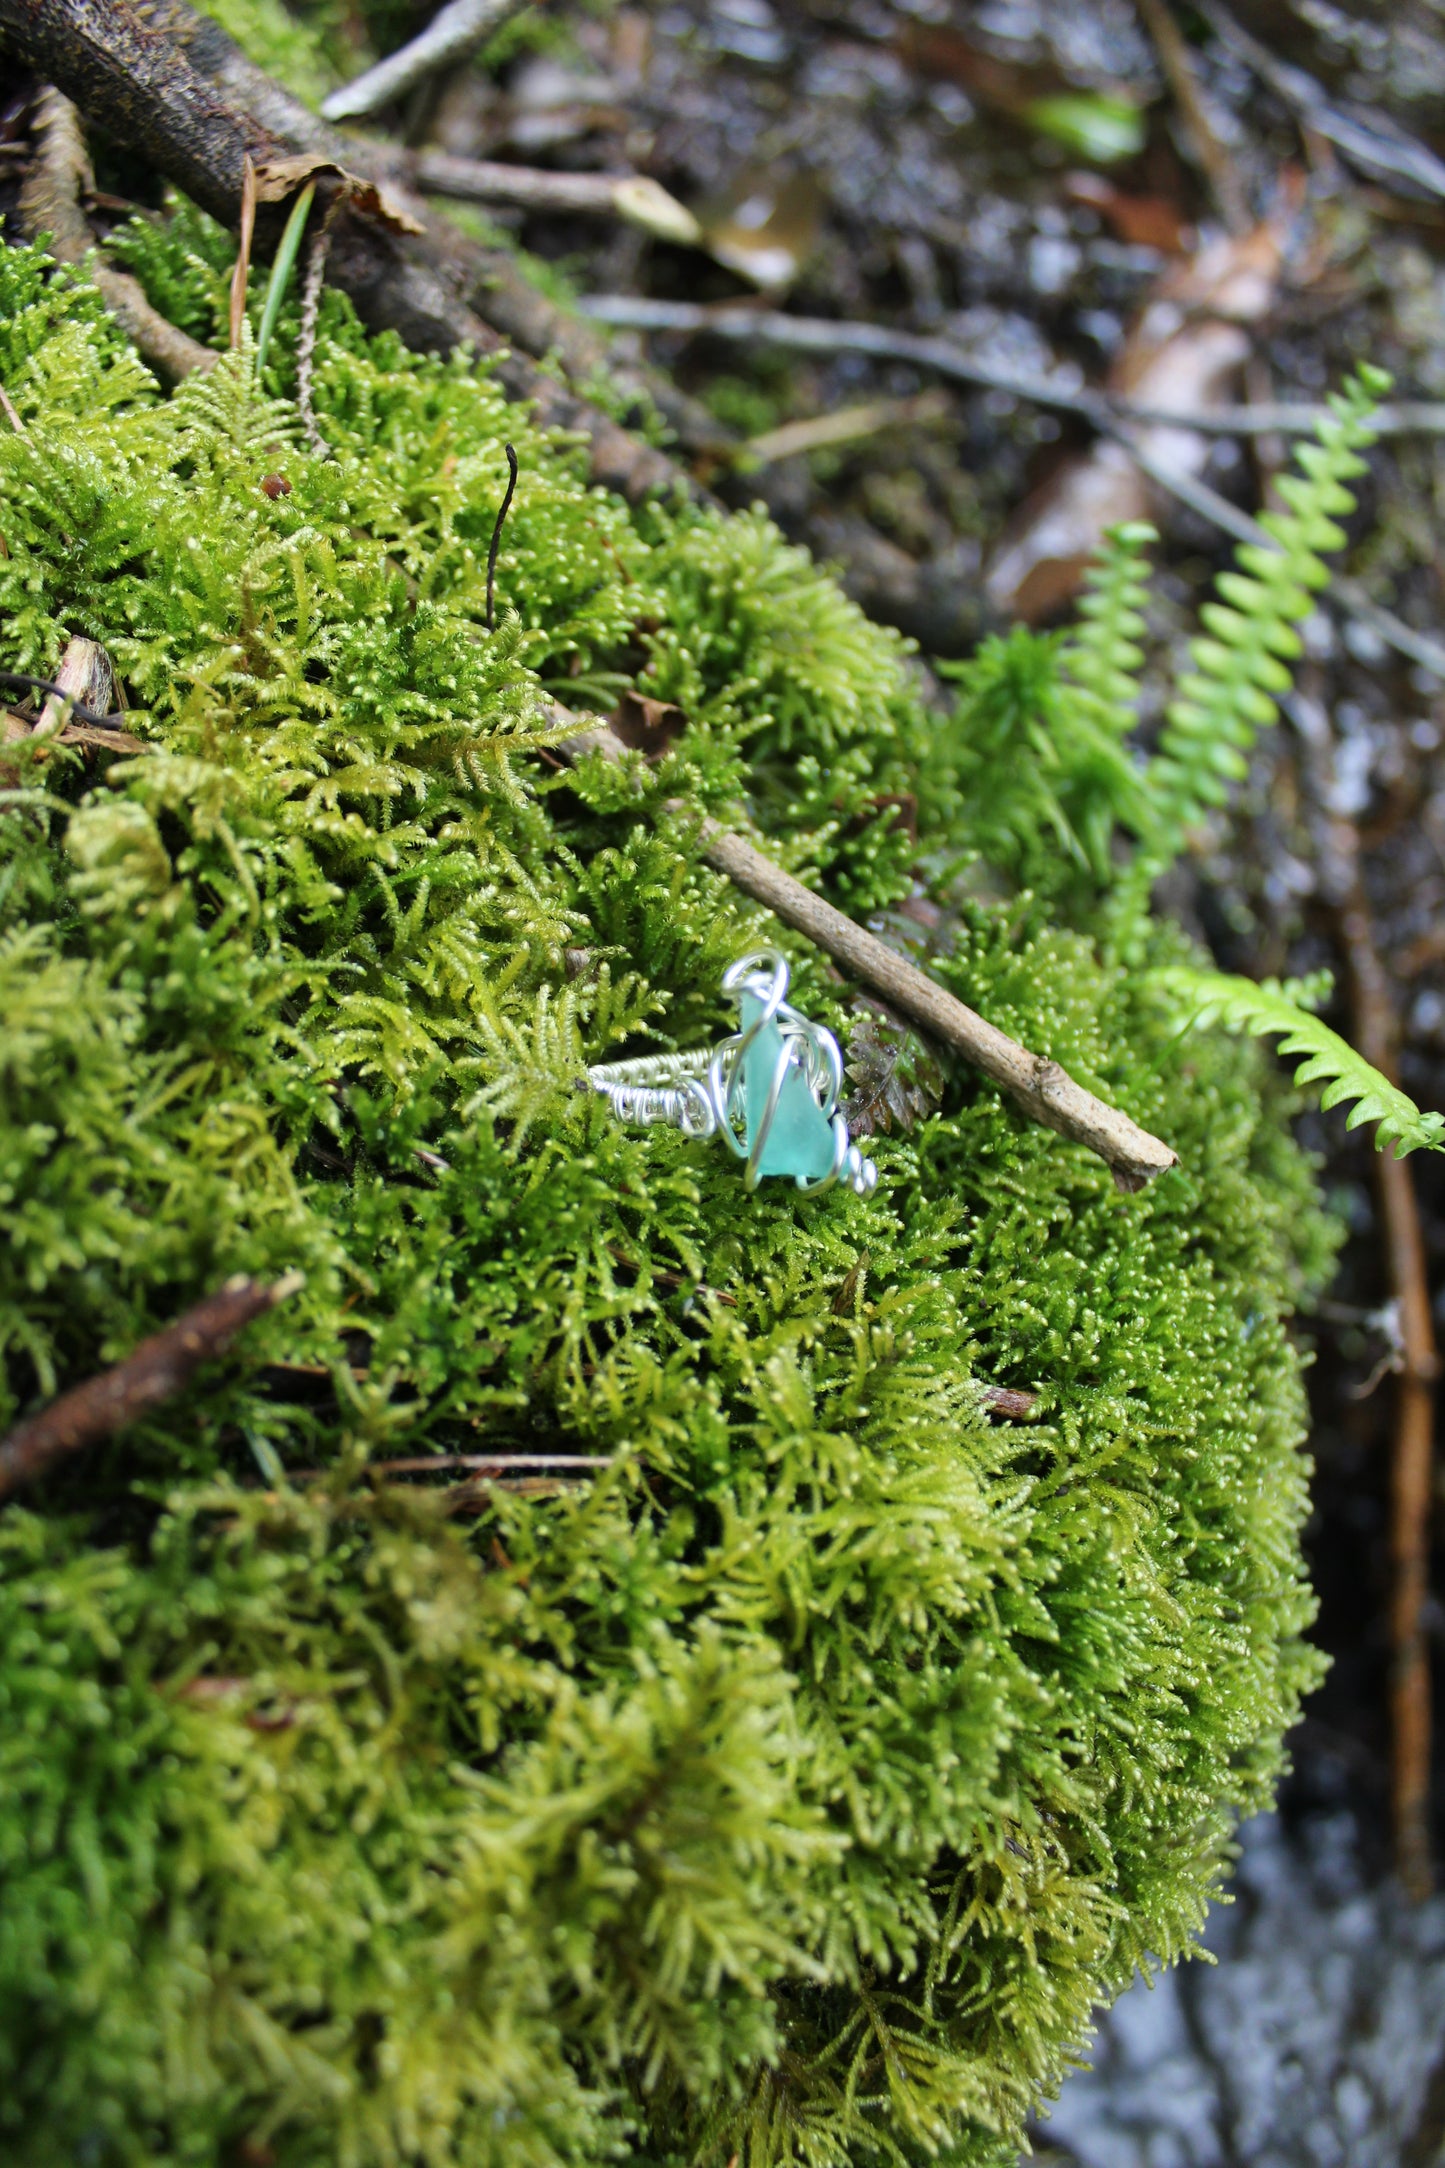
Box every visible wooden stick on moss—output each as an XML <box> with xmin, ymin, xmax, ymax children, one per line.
<box><xmin>0</xmin><ymin>1274</ymin><xmax>303</xmax><ymax>1502</ymax></box>
<box><xmin>554</xmin><ymin>714</ymin><xmax>1176</xmax><ymax>1189</ymax></box>
<box><xmin>702</xmin><ymin>821</ymin><xmax>1177</xmax><ymax>1190</ymax></box>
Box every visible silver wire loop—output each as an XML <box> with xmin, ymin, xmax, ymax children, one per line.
<box><xmin>586</xmin><ymin>949</ymin><xmax>877</xmax><ymax>1197</ymax></box>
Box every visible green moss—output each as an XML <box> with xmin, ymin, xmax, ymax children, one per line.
<box><xmin>0</xmin><ymin>221</ymin><xmax>1337</xmax><ymax>2168</ymax></box>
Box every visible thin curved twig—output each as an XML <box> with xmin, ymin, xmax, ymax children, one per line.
<box><xmin>320</xmin><ymin>0</ymin><xmax>533</xmax><ymax>122</ymax></box>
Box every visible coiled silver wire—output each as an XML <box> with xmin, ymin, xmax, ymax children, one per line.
<box><xmin>587</xmin><ymin>949</ymin><xmax>877</xmax><ymax>1197</ymax></box>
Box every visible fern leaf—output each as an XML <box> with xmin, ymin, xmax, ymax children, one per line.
<box><xmin>1061</xmin><ymin>519</ymin><xmax>1155</xmax><ymax>726</ymax></box>
<box><xmin>1154</xmin><ymin>965</ymin><xmax>1445</xmax><ymax>1155</ymax></box>
<box><xmin>1144</xmin><ymin>368</ymin><xmax>1387</xmax><ymax>865</ymax></box>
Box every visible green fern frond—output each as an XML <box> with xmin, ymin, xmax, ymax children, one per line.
<box><xmin>1154</xmin><ymin>964</ymin><xmax>1445</xmax><ymax>1155</ymax></box>
<box><xmin>1146</xmin><ymin>368</ymin><xmax>1387</xmax><ymax>861</ymax></box>
<box><xmin>1061</xmin><ymin>519</ymin><xmax>1155</xmax><ymax>727</ymax></box>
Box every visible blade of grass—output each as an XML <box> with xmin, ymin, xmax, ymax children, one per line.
<box><xmin>254</xmin><ymin>180</ymin><xmax>316</xmax><ymax>378</ymax></box>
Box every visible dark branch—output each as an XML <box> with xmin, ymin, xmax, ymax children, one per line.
<box><xmin>0</xmin><ymin>1273</ymin><xmax>303</xmax><ymax>1502</ymax></box>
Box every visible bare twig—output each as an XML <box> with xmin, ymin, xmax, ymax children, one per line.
<box><xmin>1200</xmin><ymin>0</ymin><xmax>1445</xmax><ymax>202</ymax></box>
<box><xmin>485</xmin><ymin>442</ymin><xmax>518</xmax><ymax>632</ymax></box>
<box><xmin>1292</xmin><ymin>690</ymin><xmax>1437</xmax><ymax>1898</ymax></box>
<box><xmin>320</xmin><ymin>0</ymin><xmax>533</xmax><ymax>121</ymax></box>
<box><xmin>34</xmin><ymin>636</ymin><xmax>113</xmax><ymax>739</ymax></box>
<box><xmin>982</xmin><ymin>1387</ymin><xmax>1039</xmax><ymax>1419</ymax></box>
<box><xmin>0</xmin><ymin>1273</ymin><xmax>304</xmax><ymax>1502</ymax></box>
<box><xmin>0</xmin><ymin>384</ymin><xmax>29</xmax><ymax>435</ymax></box>
<box><xmin>19</xmin><ymin>85</ymin><xmax>217</xmax><ymax>380</ymax></box>
<box><xmin>0</xmin><ymin>662</ymin><xmax>118</xmax><ymax>727</ymax></box>
<box><xmin>699</xmin><ymin>821</ymin><xmax>1177</xmax><ymax>1190</ymax></box>
<box><xmin>745</xmin><ymin>391</ymin><xmax>950</xmax><ymax>466</ymax></box>
<box><xmin>577</xmin><ymin>296</ymin><xmax>1445</xmax><ymax>443</ymax></box>
<box><xmin>291</xmin><ymin>1451</ymin><xmax>614</xmax><ymax>1482</ymax></box>
<box><xmin>394</xmin><ymin>151</ymin><xmax>702</xmax><ymax>245</ymax></box>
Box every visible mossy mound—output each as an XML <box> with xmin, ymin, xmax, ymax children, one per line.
<box><xmin>0</xmin><ymin>227</ymin><xmax>1332</xmax><ymax>2167</ymax></box>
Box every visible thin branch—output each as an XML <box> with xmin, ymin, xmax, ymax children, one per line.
<box><xmin>698</xmin><ymin>821</ymin><xmax>1178</xmax><ymax>1190</ymax></box>
<box><xmin>1200</xmin><ymin>0</ymin><xmax>1445</xmax><ymax>202</ymax></box>
<box><xmin>0</xmin><ymin>383</ymin><xmax>30</xmax><ymax>435</ymax></box>
<box><xmin>0</xmin><ymin>1274</ymin><xmax>304</xmax><ymax>1502</ymax></box>
<box><xmin>320</xmin><ymin>0</ymin><xmax>533</xmax><ymax>122</ymax></box>
<box><xmin>981</xmin><ymin>1387</ymin><xmax>1039</xmax><ymax>1419</ymax></box>
<box><xmin>744</xmin><ymin>391</ymin><xmax>950</xmax><ymax>466</ymax></box>
<box><xmin>34</xmin><ymin>636</ymin><xmax>113</xmax><ymax>738</ymax></box>
<box><xmin>308</xmin><ymin>1452</ymin><xmax>614</xmax><ymax>1480</ymax></box>
<box><xmin>394</xmin><ymin>151</ymin><xmax>702</xmax><ymax>246</ymax></box>
<box><xmin>229</xmin><ymin>149</ymin><xmax>256</xmax><ymax>349</ymax></box>
<box><xmin>1292</xmin><ymin>689</ymin><xmax>1437</xmax><ymax>1899</ymax></box>
<box><xmin>0</xmin><ymin>662</ymin><xmax>120</xmax><ymax>727</ymax></box>
<box><xmin>577</xmin><ymin>296</ymin><xmax>1445</xmax><ymax>441</ymax></box>
<box><xmin>18</xmin><ymin>84</ymin><xmax>217</xmax><ymax>380</ymax></box>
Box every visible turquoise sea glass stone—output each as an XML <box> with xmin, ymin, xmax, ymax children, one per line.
<box><xmin>738</xmin><ymin>992</ymin><xmax>837</xmax><ymax>1184</ymax></box>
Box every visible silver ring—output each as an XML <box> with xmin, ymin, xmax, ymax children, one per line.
<box><xmin>587</xmin><ymin>949</ymin><xmax>877</xmax><ymax>1198</ymax></box>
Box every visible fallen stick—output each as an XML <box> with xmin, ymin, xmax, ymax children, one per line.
<box><xmin>552</xmin><ymin>712</ymin><xmax>1176</xmax><ymax>1188</ymax></box>
<box><xmin>321</xmin><ymin>0</ymin><xmax>532</xmax><ymax>122</ymax></box>
<box><xmin>577</xmin><ymin>295</ymin><xmax>1445</xmax><ymax>442</ymax></box>
<box><xmin>397</xmin><ymin>152</ymin><xmax>701</xmax><ymax>246</ymax></box>
<box><xmin>1292</xmin><ymin>689</ymin><xmax>1438</xmax><ymax>1900</ymax></box>
<box><xmin>700</xmin><ymin>822</ymin><xmax>1176</xmax><ymax>1191</ymax></box>
<box><xmin>0</xmin><ymin>1273</ymin><xmax>304</xmax><ymax>1502</ymax></box>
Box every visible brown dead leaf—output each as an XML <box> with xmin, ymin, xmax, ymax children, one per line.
<box><xmin>1064</xmin><ymin>171</ymin><xmax>1192</xmax><ymax>254</ymax></box>
<box><xmin>606</xmin><ymin>689</ymin><xmax>687</xmax><ymax>756</ymax></box>
<box><xmin>251</xmin><ymin>156</ymin><xmax>424</xmax><ymax>236</ymax></box>
<box><xmin>843</xmin><ymin>1011</ymin><xmax>944</xmax><ymax>1138</ymax></box>
<box><xmin>986</xmin><ymin>213</ymin><xmax>1286</xmax><ymax>621</ymax></box>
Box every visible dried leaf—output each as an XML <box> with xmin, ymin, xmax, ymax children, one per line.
<box><xmin>251</xmin><ymin>156</ymin><xmax>424</xmax><ymax>236</ymax></box>
<box><xmin>986</xmin><ymin>214</ymin><xmax>1286</xmax><ymax>620</ymax></box>
<box><xmin>843</xmin><ymin>1011</ymin><xmax>944</xmax><ymax>1138</ymax></box>
<box><xmin>607</xmin><ymin>689</ymin><xmax>687</xmax><ymax>756</ymax></box>
<box><xmin>1064</xmin><ymin>171</ymin><xmax>1191</xmax><ymax>254</ymax></box>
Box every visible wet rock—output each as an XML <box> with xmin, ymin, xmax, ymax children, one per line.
<box><xmin>1034</xmin><ymin>1812</ymin><xmax>1445</xmax><ymax>2168</ymax></box>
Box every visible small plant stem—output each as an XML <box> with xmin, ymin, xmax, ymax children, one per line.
<box><xmin>254</xmin><ymin>179</ymin><xmax>315</xmax><ymax>378</ymax></box>
<box><xmin>1134</xmin><ymin>0</ymin><xmax>1251</xmax><ymax>233</ymax></box>
<box><xmin>392</xmin><ymin>153</ymin><xmax>701</xmax><ymax>245</ymax></box>
<box><xmin>229</xmin><ymin>152</ymin><xmax>256</xmax><ymax>349</ymax></box>
<box><xmin>577</xmin><ymin>297</ymin><xmax>1445</xmax><ymax>441</ymax></box>
<box><xmin>485</xmin><ymin>443</ymin><xmax>518</xmax><ymax>631</ymax></box>
<box><xmin>0</xmin><ymin>1275</ymin><xmax>303</xmax><ymax>1502</ymax></box>
<box><xmin>295</xmin><ymin>222</ymin><xmax>332</xmax><ymax>456</ymax></box>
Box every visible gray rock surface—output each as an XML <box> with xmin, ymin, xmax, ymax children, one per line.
<box><xmin>1032</xmin><ymin>1813</ymin><xmax>1445</xmax><ymax>2168</ymax></box>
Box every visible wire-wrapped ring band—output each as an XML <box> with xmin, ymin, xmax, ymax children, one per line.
<box><xmin>587</xmin><ymin>950</ymin><xmax>876</xmax><ymax>1198</ymax></box>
